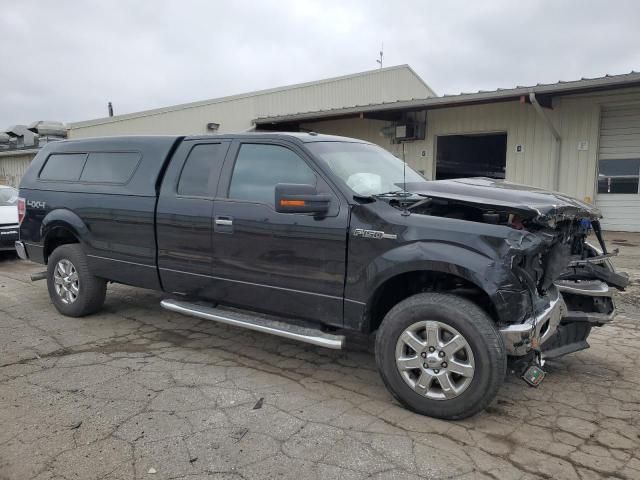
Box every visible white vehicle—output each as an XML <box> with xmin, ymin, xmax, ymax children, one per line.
<box><xmin>0</xmin><ymin>185</ymin><xmax>20</xmax><ymax>251</ymax></box>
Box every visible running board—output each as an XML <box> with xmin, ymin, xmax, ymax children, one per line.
<box><xmin>160</xmin><ymin>299</ymin><xmax>345</xmax><ymax>349</ymax></box>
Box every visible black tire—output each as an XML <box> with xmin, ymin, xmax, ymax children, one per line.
<box><xmin>375</xmin><ymin>292</ymin><xmax>506</xmax><ymax>420</ymax></box>
<box><xmin>47</xmin><ymin>244</ymin><xmax>107</xmax><ymax>317</ymax></box>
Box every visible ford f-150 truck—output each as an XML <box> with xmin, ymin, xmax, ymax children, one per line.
<box><xmin>16</xmin><ymin>133</ymin><xmax>628</xmax><ymax>419</ymax></box>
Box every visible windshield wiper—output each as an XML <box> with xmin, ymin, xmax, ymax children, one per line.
<box><xmin>374</xmin><ymin>190</ymin><xmax>412</xmax><ymax>197</ymax></box>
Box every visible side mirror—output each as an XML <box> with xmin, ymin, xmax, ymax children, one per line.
<box><xmin>275</xmin><ymin>183</ymin><xmax>331</xmax><ymax>215</ymax></box>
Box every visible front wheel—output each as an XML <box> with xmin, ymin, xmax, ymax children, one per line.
<box><xmin>47</xmin><ymin>244</ymin><xmax>107</xmax><ymax>317</ymax></box>
<box><xmin>375</xmin><ymin>292</ymin><xmax>506</xmax><ymax>420</ymax></box>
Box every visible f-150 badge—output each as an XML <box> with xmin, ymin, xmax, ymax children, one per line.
<box><xmin>353</xmin><ymin>228</ymin><xmax>397</xmax><ymax>240</ymax></box>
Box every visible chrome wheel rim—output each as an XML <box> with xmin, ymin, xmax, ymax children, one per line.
<box><xmin>395</xmin><ymin>320</ymin><xmax>475</xmax><ymax>400</ymax></box>
<box><xmin>53</xmin><ymin>259</ymin><xmax>79</xmax><ymax>304</ymax></box>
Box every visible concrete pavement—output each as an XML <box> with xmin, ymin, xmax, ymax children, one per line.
<box><xmin>0</xmin><ymin>236</ymin><xmax>639</xmax><ymax>479</ymax></box>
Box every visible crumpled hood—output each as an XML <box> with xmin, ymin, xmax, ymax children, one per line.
<box><xmin>402</xmin><ymin>177</ymin><xmax>601</xmax><ymax>223</ymax></box>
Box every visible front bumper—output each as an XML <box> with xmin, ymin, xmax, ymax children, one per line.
<box><xmin>555</xmin><ymin>279</ymin><xmax>617</xmax><ymax>325</ymax></box>
<box><xmin>500</xmin><ymin>287</ymin><xmax>562</xmax><ymax>356</ymax></box>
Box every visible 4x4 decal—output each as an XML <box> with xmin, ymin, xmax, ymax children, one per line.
<box><xmin>26</xmin><ymin>200</ymin><xmax>46</xmax><ymax>209</ymax></box>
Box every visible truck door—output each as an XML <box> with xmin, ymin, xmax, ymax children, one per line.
<box><xmin>210</xmin><ymin>140</ymin><xmax>348</xmax><ymax>326</ymax></box>
<box><xmin>157</xmin><ymin>139</ymin><xmax>230</xmax><ymax>297</ymax></box>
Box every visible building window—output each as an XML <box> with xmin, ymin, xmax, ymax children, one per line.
<box><xmin>598</xmin><ymin>159</ymin><xmax>640</xmax><ymax>194</ymax></box>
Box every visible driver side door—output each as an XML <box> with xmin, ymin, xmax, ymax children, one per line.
<box><xmin>210</xmin><ymin>140</ymin><xmax>349</xmax><ymax>326</ymax></box>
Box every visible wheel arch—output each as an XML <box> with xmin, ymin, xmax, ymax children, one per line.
<box><xmin>41</xmin><ymin>209</ymin><xmax>89</xmax><ymax>263</ymax></box>
<box><xmin>364</xmin><ymin>266</ymin><xmax>500</xmax><ymax>334</ymax></box>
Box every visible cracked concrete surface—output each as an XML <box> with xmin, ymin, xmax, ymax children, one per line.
<box><xmin>1</xmin><ymin>233</ymin><xmax>639</xmax><ymax>480</ymax></box>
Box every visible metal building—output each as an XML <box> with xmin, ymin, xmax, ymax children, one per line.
<box><xmin>0</xmin><ymin>122</ymin><xmax>67</xmax><ymax>187</ymax></box>
<box><xmin>68</xmin><ymin>65</ymin><xmax>434</xmax><ymax>137</ymax></box>
<box><xmin>68</xmin><ymin>67</ymin><xmax>640</xmax><ymax>232</ymax></box>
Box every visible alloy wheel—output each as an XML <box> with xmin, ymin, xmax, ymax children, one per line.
<box><xmin>53</xmin><ymin>259</ymin><xmax>80</xmax><ymax>304</ymax></box>
<box><xmin>395</xmin><ymin>320</ymin><xmax>475</xmax><ymax>400</ymax></box>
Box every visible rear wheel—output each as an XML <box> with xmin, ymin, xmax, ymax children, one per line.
<box><xmin>375</xmin><ymin>292</ymin><xmax>506</xmax><ymax>419</ymax></box>
<box><xmin>47</xmin><ymin>244</ymin><xmax>106</xmax><ymax>317</ymax></box>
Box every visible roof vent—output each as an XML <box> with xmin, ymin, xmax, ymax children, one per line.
<box><xmin>4</xmin><ymin>125</ymin><xmax>37</xmax><ymax>148</ymax></box>
<box><xmin>0</xmin><ymin>132</ymin><xmax>10</xmax><ymax>150</ymax></box>
<box><xmin>27</xmin><ymin>121</ymin><xmax>67</xmax><ymax>137</ymax></box>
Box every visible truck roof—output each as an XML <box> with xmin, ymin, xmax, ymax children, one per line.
<box><xmin>61</xmin><ymin>132</ymin><xmax>368</xmax><ymax>146</ymax></box>
<box><xmin>184</xmin><ymin>132</ymin><xmax>368</xmax><ymax>143</ymax></box>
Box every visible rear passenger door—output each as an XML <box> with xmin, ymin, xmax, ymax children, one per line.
<box><xmin>210</xmin><ymin>140</ymin><xmax>348</xmax><ymax>326</ymax></box>
<box><xmin>157</xmin><ymin>139</ymin><xmax>230</xmax><ymax>297</ymax></box>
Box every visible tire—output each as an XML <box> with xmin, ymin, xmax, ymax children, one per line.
<box><xmin>47</xmin><ymin>244</ymin><xmax>107</xmax><ymax>317</ymax></box>
<box><xmin>375</xmin><ymin>292</ymin><xmax>506</xmax><ymax>420</ymax></box>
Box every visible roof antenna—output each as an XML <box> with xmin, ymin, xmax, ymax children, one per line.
<box><xmin>376</xmin><ymin>43</ymin><xmax>384</xmax><ymax>69</ymax></box>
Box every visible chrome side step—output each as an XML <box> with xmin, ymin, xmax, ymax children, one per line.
<box><xmin>160</xmin><ymin>299</ymin><xmax>345</xmax><ymax>349</ymax></box>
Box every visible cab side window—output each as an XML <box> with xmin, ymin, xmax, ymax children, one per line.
<box><xmin>228</xmin><ymin>144</ymin><xmax>316</xmax><ymax>205</ymax></box>
<box><xmin>178</xmin><ymin>143</ymin><xmax>227</xmax><ymax>197</ymax></box>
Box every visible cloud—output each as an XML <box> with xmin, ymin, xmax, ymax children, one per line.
<box><xmin>1</xmin><ymin>0</ymin><xmax>638</xmax><ymax>127</ymax></box>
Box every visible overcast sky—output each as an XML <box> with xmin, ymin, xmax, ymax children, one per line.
<box><xmin>1</xmin><ymin>0</ymin><xmax>639</xmax><ymax>127</ymax></box>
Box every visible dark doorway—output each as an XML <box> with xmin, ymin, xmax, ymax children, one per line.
<box><xmin>435</xmin><ymin>133</ymin><xmax>507</xmax><ymax>180</ymax></box>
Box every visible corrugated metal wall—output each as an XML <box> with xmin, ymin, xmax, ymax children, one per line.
<box><xmin>69</xmin><ymin>66</ymin><xmax>433</xmax><ymax>139</ymax></box>
<box><xmin>0</xmin><ymin>152</ymin><xmax>37</xmax><ymax>187</ymax></box>
<box><xmin>425</xmin><ymin>102</ymin><xmax>560</xmax><ymax>191</ymax></box>
<box><xmin>302</xmin><ymin>118</ymin><xmax>393</xmax><ymax>147</ymax></box>
<box><xmin>303</xmin><ymin>103</ymin><xmax>563</xmax><ymax>192</ymax></box>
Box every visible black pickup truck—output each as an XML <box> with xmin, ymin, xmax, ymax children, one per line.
<box><xmin>16</xmin><ymin>133</ymin><xmax>628</xmax><ymax>419</ymax></box>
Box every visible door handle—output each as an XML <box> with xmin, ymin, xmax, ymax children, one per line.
<box><xmin>215</xmin><ymin>217</ymin><xmax>233</xmax><ymax>226</ymax></box>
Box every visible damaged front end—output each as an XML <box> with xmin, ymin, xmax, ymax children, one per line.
<box><xmin>502</xmin><ymin>219</ymin><xmax>628</xmax><ymax>362</ymax></box>
<box><xmin>544</xmin><ymin>238</ymin><xmax>628</xmax><ymax>359</ymax></box>
<box><xmin>394</xmin><ymin>178</ymin><xmax>630</xmax><ymax>363</ymax></box>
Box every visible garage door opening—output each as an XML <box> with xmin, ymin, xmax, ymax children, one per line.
<box><xmin>435</xmin><ymin>133</ymin><xmax>507</xmax><ymax>180</ymax></box>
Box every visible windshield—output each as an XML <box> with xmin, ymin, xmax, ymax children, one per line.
<box><xmin>308</xmin><ymin>142</ymin><xmax>425</xmax><ymax>196</ymax></box>
<box><xmin>0</xmin><ymin>187</ymin><xmax>18</xmax><ymax>207</ymax></box>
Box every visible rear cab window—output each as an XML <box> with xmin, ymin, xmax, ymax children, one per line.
<box><xmin>177</xmin><ymin>143</ymin><xmax>228</xmax><ymax>197</ymax></box>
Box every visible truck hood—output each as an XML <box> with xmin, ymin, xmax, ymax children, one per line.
<box><xmin>403</xmin><ymin>177</ymin><xmax>601</xmax><ymax>223</ymax></box>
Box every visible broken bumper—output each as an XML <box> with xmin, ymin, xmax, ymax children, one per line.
<box><xmin>555</xmin><ymin>279</ymin><xmax>617</xmax><ymax>325</ymax></box>
<box><xmin>500</xmin><ymin>286</ymin><xmax>562</xmax><ymax>356</ymax></box>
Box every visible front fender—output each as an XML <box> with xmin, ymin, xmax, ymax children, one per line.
<box><xmin>374</xmin><ymin>242</ymin><xmax>500</xmax><ymax>290</ymax></box>
<box><xmin>345</xmin><ymin>240</ymin><xmax>530</xmax><ymax>329</ymax></box>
